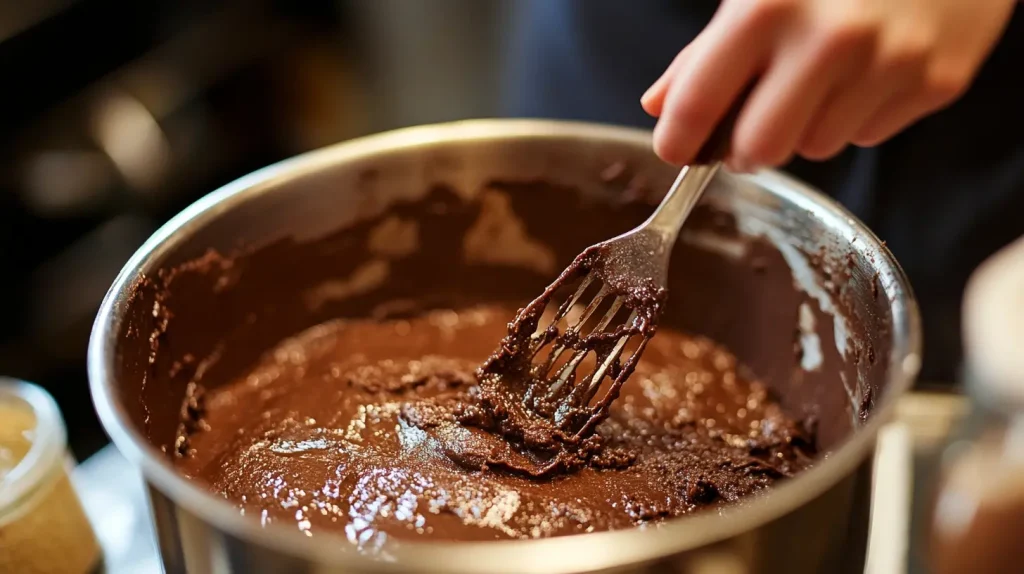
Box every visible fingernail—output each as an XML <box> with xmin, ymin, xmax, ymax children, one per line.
<box><xmin>641</xmin><ymin>75</ymin><xmax>667</xmax><ymax>107</ymax></box>
<box><xmin>640</xmin><ymin>86</ymin><xmax>655</xmax><ymax>107</ymax></box>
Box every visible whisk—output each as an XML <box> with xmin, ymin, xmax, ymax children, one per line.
<box><xmin>478</xmin><ymin>97</ymin><xmax>746</xmax><ymax>442</ymax></box>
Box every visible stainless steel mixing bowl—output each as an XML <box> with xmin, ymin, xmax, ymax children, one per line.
<box><xmin>89</xmin><ymin>120</ymin><xmax>921</xmax><ymax>574</ymax></box>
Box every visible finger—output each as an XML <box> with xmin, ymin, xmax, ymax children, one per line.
<box><xmin>641</xmin><ymin>47</ymin><xmax>693</xmax><ymax>118</ymax></box>
<box><xmin>852</xmin><ymin>65</ymin><xmax>970</xmax><ymax>147</ymax></box>
<box><xmin>730</xmin><ymin>54</ymin><xmax>835</xmax><ymax>168</ymax></box>
<box><xmin>850</xmin><ymin>98</ymin><xmax>935</xmax><ymax>147</ymax></box>
<box><xmin>733</xmin><ymin>26</ymin><xmax>875</xmax><ymax>168</ymax></box>
<box><xmin>797</xmin><ymin>75</ymin><xmax>892</xmax><ymax>160</ymax></box>
<box><xmin>642</xmin><ymin>1</ymin><xmax>742</xmax><ymax>118</ymax></box>
<box><xmin>651</xmin><ymin>11</ymin><xmax>772</xmax><ymax>166</ymax></box>
<box><xmin>797</xmin><ymin>56</ymin><xmax>914</xmax><ymax>159</ymax></box>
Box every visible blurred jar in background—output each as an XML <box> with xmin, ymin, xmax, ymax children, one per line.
<box><xmin>0</xmin><ymin>378</ymin><xmax>100</xmax><ymax>574</ymax></box>
<box><xmin>929</xmin><ymin>235</ymin><xmax>1024</xmax><ymax>574</ymax></box>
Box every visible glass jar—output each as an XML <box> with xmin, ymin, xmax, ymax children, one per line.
<box><xmin>0</xmin><ymin>377</ymin><xmax>101</xmax><ymax>574</ymax></box>
<box><xmin>928</xmin><ymin>235</ymin><xmax>1024</xmax><ymax>574</ymax></box>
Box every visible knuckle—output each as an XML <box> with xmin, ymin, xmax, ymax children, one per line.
<box><xmin>673</xmin><ymin>98</ymin><xmax>718</xmax><ymax>133</ymax></box>
<box><xmin>883</xmin><ymin>35</ymin><xmax>933</xmax><ymax>71</ymax></box>
<box><xmin>664</xmin><ymin>95</ymin><xmax>721</xmax><ymax>141</ymax></box>
<box><xmin>817</xmin><ymin>19</ymin><xmax>878</xmax><ymax>55</ymax></box>
<box><xmin>743</xmin><ymin>0</ymin><xmax>797</xmax><ymax>27</ymax></box>
<box><xmin>654</xmin><ymin>87</ymin><xmax>723</xmax><ymax>164</ymax></box>
<box><xmin>799</xmin><ymin>140</ymin><xmax>845</xmax><ymax>161</ymax></box>
<box><xmin>734</xmin><ymin>130</ymin><xmax>786</xmax><ymax>168</ymax></box>
<box><xmin>923</xmin><ymin>63</ymin><xmax>972</xmax><ymax>107</ymax></box>
<box><xmin>653</xmin><ymin>128</ymin><xmax>691</xmax><ymax>166</ymax></box>
<box><xmin>850</xmin><ymin>135</ymin><xmax>880</xmax><ymax>148</ymax></box>
<box><xmin>797</xmin><ymin>133</ymin><xmax>828</xmax><ymax>159</ymax></box>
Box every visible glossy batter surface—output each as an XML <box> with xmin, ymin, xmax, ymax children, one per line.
<box><xmin>175</xmin><ymin>306</ymin><xmax>815</xmax><ymax>549</ymax></box>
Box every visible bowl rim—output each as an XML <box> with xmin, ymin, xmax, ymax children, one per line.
<box><xmin>88</xmin><ymin>118</ymin><xmax>922</xmax><ymax>573</ymax></box>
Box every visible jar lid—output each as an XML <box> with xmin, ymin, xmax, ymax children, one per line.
<box><xmin>0</xmin><ymin>377</ymin><xmax>67</xmax><ymax>513</ymax></box>
<box><xmin>963</xmin><ymin>235</ymin><xmax>1024</xmax><ymax>403</ymax></box>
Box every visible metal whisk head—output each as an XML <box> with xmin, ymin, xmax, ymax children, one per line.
<box><xmin>477</xmin><ymin>240</ymin><xmax>668</xmax><ymax>441</ymax></box>
<box><xmin>525</xmin><ymin>273</ymin><xmax>651</xmax><ymax>431</ymax></box>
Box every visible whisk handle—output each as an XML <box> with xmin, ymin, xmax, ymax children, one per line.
<box><xmin>692</xmin><ymin>83</ymin><xmax>755</xmax><ymax>165</ymax></box>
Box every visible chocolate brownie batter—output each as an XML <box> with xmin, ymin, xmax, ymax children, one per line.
<box><xmin>175</xmin><ymin>305</ymin><xmax>815</xmax><ymax>549</ymax></box>
<box><xmin>467</xmin><ymin>244</ymin><xmax>668</xmax><ymax>477</ymax></box>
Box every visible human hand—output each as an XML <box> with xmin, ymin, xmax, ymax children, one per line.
<box><xmin>642</xmin><ymin>0</ymin><xmax>1017</xmax><ymax>171</ymax></box>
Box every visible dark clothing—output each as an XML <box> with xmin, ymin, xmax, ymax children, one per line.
<box><xmin>501</xmin><ymin>0</ymin><xmax>1024</xmax><ymax>383</ymax></box>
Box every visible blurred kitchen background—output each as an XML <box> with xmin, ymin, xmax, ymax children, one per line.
<box><xmin>0</xmin><ymin>0</ymin><xmax>516</xmax><ymax>459</ymax></box>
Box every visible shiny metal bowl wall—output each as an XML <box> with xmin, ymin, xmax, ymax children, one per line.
<box><xmin>88</xmin><ymin>120</ymin><xmax>921</xmax><ymax>574</ymax></box>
